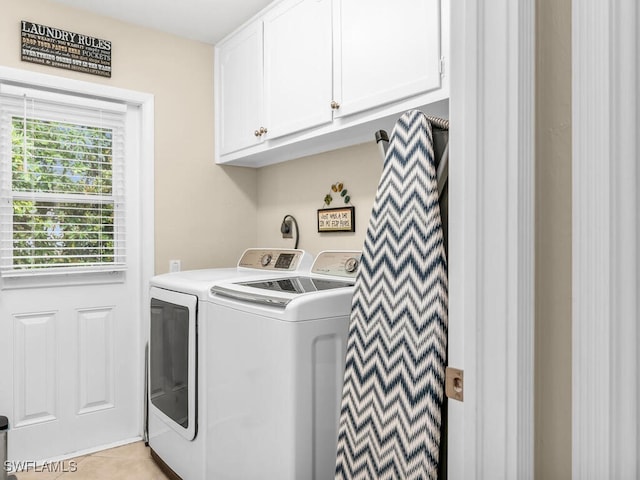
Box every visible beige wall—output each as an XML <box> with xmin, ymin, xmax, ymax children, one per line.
<box><xmin>1</xmin><ymin>0</ymin><xmax>258</xmax><ymax>274</ymax></box>
<box><xmin>535</xmin><ymin>0</ymin><xmax>572</xmax><ymax>478</ymax></box>
<box><xmin>255</xmin><ymin>141</ymin><xmax>382</xmax><ymax>255</ymax></box>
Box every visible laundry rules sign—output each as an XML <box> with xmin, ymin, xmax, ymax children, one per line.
<box><xmin>21</xmin><ymin>21</ymin><xmax>112</xmax><ymax>78</ymax></box>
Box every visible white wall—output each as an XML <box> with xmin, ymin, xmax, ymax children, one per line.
<box><xmin>0</xmin><ymin>0</ymin><xmax>259</xmax><ymax>274</ymax></box>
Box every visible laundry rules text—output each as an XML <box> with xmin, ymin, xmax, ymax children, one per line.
<box><xmin>21</xmin><ymin>21</ymin><xmax>112</xmax><ymax>78</ymax></box>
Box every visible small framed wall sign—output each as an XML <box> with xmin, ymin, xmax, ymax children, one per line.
<box><xmin>317</xmin><ymin>206</ymin><xmax>355</xmax><ymax>233</ymax></box>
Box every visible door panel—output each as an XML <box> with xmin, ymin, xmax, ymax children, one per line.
<box><xmin>13</xmin><ymin>312</ymin><xmax>57</xmax><ymax>427</ymax></box>
<box><xmin>78</xmin><ymin>307</ymin><xmax>115</xmax><ymax>414</ymax></box>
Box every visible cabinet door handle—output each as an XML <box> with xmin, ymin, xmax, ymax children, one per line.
<box><xmin>254</xmin><ymin>129</ymin><xmax>261</xmax><ymax>137</ymax></box>
<box><xmin>259</xmin><ymin>126</ymin><xmax>268</xmax><ymax>135</ymax></box>
<box><xmin>330</xmin><ymin>100</ymin><xmax>340</xmax><ymax>110</ymax></box>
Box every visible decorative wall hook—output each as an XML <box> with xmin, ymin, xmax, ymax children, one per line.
<box><xmin>318</xmin><ymin>181</ymin><xmax>355</xmax><ymax>232</ymax></box>
<box><xmin>323</xmin><ymin>181</ymin><xmax>352</xmax><ymax>206</ymax></box>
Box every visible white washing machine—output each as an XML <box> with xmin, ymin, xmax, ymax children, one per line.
<box><xmin>206</xmin><ymin>250</ymin><xmax>361</xmax><ymax>480</ymax></box>
<box><xmin>147</xmin><ymin>248</ymin><xmax>313</xmax><ymax>480</ymax></box>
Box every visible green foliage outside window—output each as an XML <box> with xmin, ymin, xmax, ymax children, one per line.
<box><xmin>11</xmin><ymin>117</ymin><xmax>116</xmax><ymax>268</ymax></box>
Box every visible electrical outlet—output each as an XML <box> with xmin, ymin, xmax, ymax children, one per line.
<box><xmin>169</xmin><ymin>260</ymin><xmax>181</xmax><ymax>272</ymax></box>
<box><xmin>281</xmin><ymin>219</ymin><xmax>293</xmax><ymax>239</ymax></box>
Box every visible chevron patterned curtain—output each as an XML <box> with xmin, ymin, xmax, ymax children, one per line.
<box><xmin>335</xmin><ymin>110</ymin><xmax>448</xmax><ymax>480</ymax></box>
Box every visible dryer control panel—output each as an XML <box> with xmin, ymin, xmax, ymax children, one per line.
<box><xmin>311</xmin><ymin>250</ymin><xmax>362</xmax><ymax>279</ymax></box>
<box><xmin>237</xmin><ymin>248</ymin><xmax>313</xmax><ymax>271</ymax></box>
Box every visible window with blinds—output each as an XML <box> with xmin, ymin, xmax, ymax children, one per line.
<box><xmin>0</xmin><ymin>86</ymin><xmax>126</xmax><ymax>276</ymax></box>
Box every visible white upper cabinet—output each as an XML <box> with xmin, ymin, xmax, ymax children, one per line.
<box><xmin>216</xmin><ymin>20</ymin><xmax>265</xmax><ymax>155</ymax></box>
<box><xmin>214</xmin><ymin>0</ymin><xmax>449</xmax><ymax>167</ymax></box>
<box><xmin>263</xmin><ymin>0</ymin><xmax>333</xmax><ymax>140</ymax></box>
<box><xmin>333</xmin><ymin>0</ymin><xmax>442</xmax><ymax>118</ymax></box>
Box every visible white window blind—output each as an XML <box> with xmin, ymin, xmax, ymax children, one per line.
<box><xmin>0</xmin><ymin>85</ymin><xmax>126</xmax><ymax>276</ymax></box>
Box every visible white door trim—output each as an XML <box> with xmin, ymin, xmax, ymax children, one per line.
<box><xmin>0</xmin><ymin>65</ymin><xmax>155</xmax><ymax>438</ymax></box>
<box><xmin>572</xmin><ymin>1</ymin><xmax>639</xmax><ymax>478</ymax></box>
<box><xmin>448</xmin><ymin>1</ymin><xmax>535</xmax><ymax>478</ymax></box>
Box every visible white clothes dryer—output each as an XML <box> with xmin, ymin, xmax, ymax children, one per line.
<box><xmin>147</xmin><ymin>248</ymin><xmax>313</xmax><ymax>480</ymax></box>
<box><xmin>206</xmin><ymin>250</ymin><xmax>362</xmax><ymax>480</ymax></box>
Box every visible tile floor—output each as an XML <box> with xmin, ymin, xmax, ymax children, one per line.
<box><xmin>15</xmin><ymin>441</ymin><xmax>170</xmax><ymax>480</ymax></box>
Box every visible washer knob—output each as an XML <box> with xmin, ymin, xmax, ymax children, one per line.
<box><xmin>345</xmin><ymin>257</ymin><xmax>359</xmax><ymax>273</ymax></box>
<box><xmin>260</xmin><ymin>253</ymin><xmax>273</xmax><ymax>267</ymax></box>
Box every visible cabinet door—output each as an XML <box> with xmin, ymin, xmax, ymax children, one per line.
<box><xmin>333</xmin><ymin>0</ymin><xmax>442</xmax><ymax>118</ymax></box>
<box><xmin>217</xmin><ymin>20</ymin><xmax>264</xmax><ymax>155</ymax></box>
<box><xmin>263</xmin><ymin>0</ymin><xmax>333</xmax><ymax>140</ymax></box>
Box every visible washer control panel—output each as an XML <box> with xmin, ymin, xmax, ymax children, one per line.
<box><xmin>238</xmin><ymin>248</ymin><xmax>311</xmax><ymax>271</ymax></box>
<box><xmin>311</xmin><ymin>250</ymin><xmax>362</xmax><ymax>279</ymax></box>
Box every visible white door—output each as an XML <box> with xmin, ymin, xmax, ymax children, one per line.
<box><xmin>0</xmin><ymin>74</ymin><xmax>152</xmax><ymax>462</ymax></box>
<box><xmin>263</xmin><ymin>0</ymin><xmax>333</xmax><ymax>139</ymax></box>
<box><xmin>333</xmin><ymin>0</ymin><xmax>442</xmax><ymax>118</ymax></box>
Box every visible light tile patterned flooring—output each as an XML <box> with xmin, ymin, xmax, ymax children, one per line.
<box><xmin>15</xmin><ymin>442</ymin><xmax>170</xmax><ymax>480</ymax></box>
